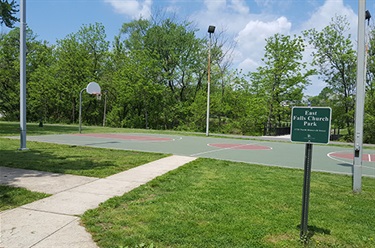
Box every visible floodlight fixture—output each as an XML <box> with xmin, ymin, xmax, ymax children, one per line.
<box><xmin>208</xmin><ymin>25</ymin><xmax>215</xmax><ymax>34</ymax></box>
<box><xmin>366</xmin><ymin>10</ymin><xmax>371</xmax><ymax>25</ymax></box>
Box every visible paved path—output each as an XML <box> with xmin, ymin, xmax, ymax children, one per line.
<box><xmin>0</xmin><ymin>155</ymin><xmax>197</xmax><ymax>248</ymax></box>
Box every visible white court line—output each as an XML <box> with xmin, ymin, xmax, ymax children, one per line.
<box><xmin>108</xmin><ymin>134</ymin><xmax>183</xmax><ymax>143</ymax></box>
<box><xmin>327</xmin><ymin>151</ymin><xmax>352</xmax><ymax>165</ymax></box>
<box><xmin>190</xmin><ymin>143</ymin><xmax>272</xmax><ymax>157</ymax></box>
<box><xmin>327</xmin><ymin>152</ymin><xmax>375</xmax><ymax>170</ymax></box>
<box><xmin>191</xmin><ymin>144</ymin><xmax>248</xmax><ymax>156</ymax></box>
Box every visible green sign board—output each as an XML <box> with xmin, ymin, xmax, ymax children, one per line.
<box><xmin>290</xmin><ymin>107</ymin><xmax>332</xmax><ymax>144</ymax></box>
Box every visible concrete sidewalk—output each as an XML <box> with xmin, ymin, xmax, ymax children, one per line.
<box><xmin>0</xmin><ymin>155</ymin><xmax>197</xmax><ymax>248</ymax></box>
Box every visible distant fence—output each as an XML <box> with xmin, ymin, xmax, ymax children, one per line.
<box><xmin>263</xmin><ymin>123</ymin><xmax>290</xmax><ymax>136</ymax></box>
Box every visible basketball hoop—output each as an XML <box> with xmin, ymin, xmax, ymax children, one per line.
<box><xmin>79</xmin><ymin>81</ymin><xmax>101</xmax><ymax>134</ymax></box>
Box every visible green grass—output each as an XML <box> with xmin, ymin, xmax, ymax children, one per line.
<box><xmin>0</xmin><ymin>185</ymin><xmax>50</xmax><ymax>211</ymax></box>
<box><xmin>82</xmin><ymin>159</ymin><xmax>375</xmax><ymax>248</ymax></box>
<box><xmin>0</xmin><ymin>138</ymin><xmax>167</xmax><ymax>178</ymax></box>
<box><xmin>2</xmin><ymin>121</ymin><xmax>375</xmax><ymax>246</ymax></box>
<box><xmin>0</xmin><ymin>121</ymin><xmax>143</xmax><ymax>137</ymax></box>
<box><xmin>0</xmin><ymin>121</ymin><xmax>203</xmax><ymax>138</ymax></box>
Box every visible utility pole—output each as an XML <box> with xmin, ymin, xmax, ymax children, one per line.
<box><xmin>19</xmin><ymin>0</ymin><xmax>27</xmax><ymax>150</ymax></box>
<box><xmin>206</xmin><ymin>25</ymin><xmax>215</xmax><ymax>136</ymax></box>
<box><xmin>353</xmin><ymin>0</ymin><xmax>367</xmax><ymax>193</ymax></box>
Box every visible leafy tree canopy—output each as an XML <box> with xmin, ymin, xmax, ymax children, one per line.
<box><xmin>0</xmin><ymin>0</ymin><xmax>19</xmax><ymax>28</ymax></box>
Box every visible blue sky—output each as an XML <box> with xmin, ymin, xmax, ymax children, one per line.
<box><xmin>4</xmin><ymin>0</ymin><xmax>374</xmax><ymax>95</ymax></box>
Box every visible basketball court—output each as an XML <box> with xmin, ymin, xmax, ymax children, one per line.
<box><xmin>26</xmin><ymin>132</ymin><xmax>375</xmax><ymax>178</ymax></box>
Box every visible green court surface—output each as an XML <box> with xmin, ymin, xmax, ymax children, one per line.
<box><xmin>26</xmin><ymin>133</ymin><xmax>375</xmax><ymax>178</ymax></box>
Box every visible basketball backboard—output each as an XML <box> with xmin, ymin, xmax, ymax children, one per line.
<box><xmin>86</xmin><ymin>82</ymin><xmax>101</xmax><ymax>94</ymax></box>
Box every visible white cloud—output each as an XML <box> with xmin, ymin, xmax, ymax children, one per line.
<box><xmin>301</xmin><ymin>0</ymin><xmax>357</xmax><ymax>34</ymax></box>
<box><xmin>192</xmin><ymin>1</ymin><xmax>293</xmax><ymax>73</ymax></box>
<box><xmin>104</xmin><ymin>0</ymin><xmax>153</xmax><ymax>19</ymax></box>
<box><xmin>229</xmin><ymin>0</ymin><xmax>250</xmax><ymax>15</ymax></box>
<box><xmin>203</xmin><ymin>0</ymin><xmax>226</xmax><ymax>12</ymax></box>
<box><xmin>238</xmin><ymin>58</ymin><xmax>259</xmax><ymax>72</ymax></box>
<box><xmin>234</xmin><ymin>16</ymin><xmax>292</xmax><ymax>72</ymax></box>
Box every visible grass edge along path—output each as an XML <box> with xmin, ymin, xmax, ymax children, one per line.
<box><xmin>82</xmin><ymin>158</ymin><xmax>375</xmax><ymax>248</ymax></box>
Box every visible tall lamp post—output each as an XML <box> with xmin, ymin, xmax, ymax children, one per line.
<box><xmin>206</xmin><ymin>25</ymin><xmax>215</xmax><ymax>136</ymax></box>
<box><xmin>19</xmin><ymin>0</ymin><xmax>27</xmax><ymax>150</ymax></box>
<box><xmin>353</xmin><ymin>1</ymin><xmax>370</xmax><ymax>193</ymax></box>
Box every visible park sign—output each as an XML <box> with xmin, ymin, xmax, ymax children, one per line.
<box><xmin>290</xmin><ymin>107</ymin><xmax>332</xmax><ymax>144</ymax></box>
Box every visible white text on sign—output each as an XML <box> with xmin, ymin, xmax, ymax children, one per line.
<box><xmin>293</xmin><ymin>111</ymin><xmax>330</xmax><ymax>127</ymax></box>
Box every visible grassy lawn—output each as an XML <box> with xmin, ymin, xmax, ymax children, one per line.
<box><xmin>0</xmin><ymin>121</ymin><xmax>145</xmax><ymax>137</ymax></box>
<box><xmin>0</xmin><ymin>185</ymin><xmax>50</xmax><ymax>211</ymax></box>
<box><xmin>1</xmin><ymin>121</ymin><xmax>374</xmax><ymax>246</ymax></box>
<box><xmin>0</xmin><ymin>121</ymin><xmax>201</xmax><ymax>138</ymax></box>
<box><xmin>82</xmin><ymin>159</ymin><xmax>375</xmax><ymax>248</ymax></box>
<box><xmin>0</xmin><ymin>138</ymin><xmax>167</xmax><ymax>178</ymax></box>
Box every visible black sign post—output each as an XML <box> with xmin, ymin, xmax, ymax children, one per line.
<box><xmin>290</xmin><ymin>107</ymin><xmax>331</xmax><ymax>240</ymax></box>
<box><xmin>300</xmin><ymin>143</ymin><xmax>313</xmax><ymax>239</ymax></box>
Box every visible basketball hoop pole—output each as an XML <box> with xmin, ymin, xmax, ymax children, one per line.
<box><xmin>103</xmin><ymin>90</ymin><xmax>107</xmax><ymax>127</ymax></box>
<box><xmin>79</xmin><ymin>88</ymin><xmax>85</xmax><ymax>133</ymax></box>
<box><xmin>79</xmin><ymin>82</ymin><xmax>101</xmax><ymax>133</ymax></box>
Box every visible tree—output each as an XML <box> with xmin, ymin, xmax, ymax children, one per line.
<box><xmin>53</xmin><ymin>23</ymin><xmax>109</xmax><ymax>124</ymax></box>
<box><xmin>304</xmin><ymin>15</ymin><xmax>356</xmax><ymax>139</ymax></box>
<box><xmin>0</xmin><ymin>28</ymin><xmax>49</xmax><ymax>120</ymax></box>
<box><xmin>0</xmin><ymin>29</ymin><xmax>19</xmax><ymax>119</ymax></box>
<box><xmin>111</xmin><ymin>17</ymin><xmax>211</xmax><ymax>130</ymax></box>
<box><xmin>27</xmin><ymin>42</ymin><xmax>56</xmax><ymax>123</ymax></box>
<box><xmin>250</xmin><ymin>33</ymin><xmax>314</xmax><ymax>135</ymax></box>
<box><xmin>364</xmin><ymin>25</ymin><xmax>375</xmax><ymax>143</ymax></box>
<box><xmin>0</xmin><ymin>0</ymin><xmax>19</xmax><ymax>28</ymax></box>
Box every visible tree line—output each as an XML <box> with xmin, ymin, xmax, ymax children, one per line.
<box><xmin>1</xmin><ymin>14</ymin><xmax>375</xmax><ymax>143</ymax></box>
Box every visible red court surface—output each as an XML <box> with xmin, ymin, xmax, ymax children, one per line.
<box><xmin>74</xmin><ymin>133</ymin><xmax>173</xmax><ymax>142</ymax></box>
<box><xmin>328</xmin><ymin>152</ymin><xmax>375</xmax><ymax>162</ymax></box>
<box><xmin>208</xmin><ymin>143</ymin><xmax>272</xmax><ymax>150</ymax></box>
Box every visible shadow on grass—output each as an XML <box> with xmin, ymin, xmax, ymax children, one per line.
<box><xmin>0</xmin><ymin>140</ymin><xmax>119</xmax><ymax>178</ymax></box>
<box><xmin>0</xmin><ymin>122</ymin><xmax>80</xmax><ymax>137</ymax></box>
<box><xmin>296</xmin><ymin>224</ymin><xmax>331</xmax><ymax>244</ymax></box>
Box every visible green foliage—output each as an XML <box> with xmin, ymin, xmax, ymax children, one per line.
<box><xmin>53</xmin><ymin>23</ymin><xmax>110</xmax><ymax>124</ymax></box>
<box><xmin>304</xmin><ymin>15</ymin><xmax>356</xmax><ymax>138</ymax></box>
<box><xmin>250</xmin><ymin>34</ymin><xmax>313</xmax><ymax>135</ymax></box>
<box><xmin>365</xmin><ymin>26</ymin><xmax>375</xmax><ymax>143</ymax></box>
<box><xmin>364</xmin><ymin>114</ymin><xmax>375</xmax><ymax>144</ymax></box>
<box><xmin>0</xmin><ymin>29</ymin><xmax>19</xmax><ymax>119</ymax></box>
<box><xmin>0</xmin><ymin>0</ymin><xmax>19</xmax><ymax>28</ymax></box>
<box><xmin>0</xmin><ymin>28</ymin><xmax>46</xmax><ymax>120</ymax></box>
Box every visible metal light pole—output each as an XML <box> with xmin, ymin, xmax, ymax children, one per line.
<box><xmin>206</xmin><ymin>25</ymin><xmax>215</xmax><ymax>136</ymax></box>
<box><xmin>353</xmin><ymin>0</ymin><xmax>368</xmax><ymax>193</ymax></box>
<box><xmin>19</xmin><ymin>0</ymin><xmax>27</xmax><ymax>150</ymax></box>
